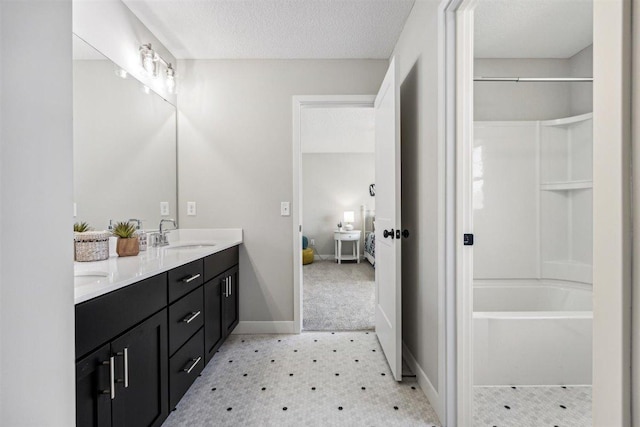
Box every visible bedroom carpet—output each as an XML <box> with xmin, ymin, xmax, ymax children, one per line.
<box><xmin>303</xmin><ymin>260</ymin><xmax>375</xmax><ymax>331</ymax></box>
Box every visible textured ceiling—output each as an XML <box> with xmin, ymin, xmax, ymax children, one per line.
<box><xmin>122</xmin><ymin>0</ymin><xmax>416</xmax><ymax>59</ymax></box>
<box><xmin>475</xmin><ymin>0</ymin><xmax>593</xmax><ymax>59</ymax></box>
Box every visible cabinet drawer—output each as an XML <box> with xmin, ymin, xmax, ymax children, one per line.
<box><xmin>76</xmin><ymin>273</ymin><xmax>167</xmax><ymax>359</ymax></box>
<box><xmin>204</xmin><ymin>246</ymin><xmax>239</xmax><ymax>282</ymax></box>
<box><xmin>168</xmin><ymin>259</ymin><xmax>203</xmax><ymax>303</ymax></box>
<box><xmin>169</xmin><ymin>287</ymin><xmax>204</xmax><ymax>356</ymax></box>
<box><xmin>169</xmin><ymin>328</ymin><xmax>204</xmax><ymax>409</ymax></box>
<box><xmin>335</xmin><ymin>231</ymin><xmax>360</xmax><ymax>241</ymax></box>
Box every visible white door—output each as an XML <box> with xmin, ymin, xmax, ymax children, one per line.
<box><xmin>374</xmin><ymin>58</ymin><xmax>402</xmax><ymax>381</ymax></box>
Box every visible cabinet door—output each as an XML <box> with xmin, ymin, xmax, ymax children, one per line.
<box><xmin>204</xmin><ymin>274</ymin><xmax>224</xmax><ymax>363</ymax></box>
<box><xmin>111</xmin><ymin>310</ymin><xmax>168</xmax><ymax>427</ymax></box>
<box><xmin>223</xmin><ymin>266</ymin><xmax>239</xmax><ymax>337</ymax></box>
<box><xmin>76</xmin><ymin>344</ymin><xmax>112</xmax><ymax>427</ymax></box>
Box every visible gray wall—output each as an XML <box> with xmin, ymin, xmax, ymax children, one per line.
<box><xmin>392</xmin><ymin>0</ymin><xmax>445</xmax><ymax>418</ymax></box>
<box><xmin>302</xmin><ymin>153</ymin><xmax>375</xmax><ymax>256</ymax></box>
<box><xmin>474</xmin><ymin>45</ymin><xmax>593</xmax><ymax>121</ymax></box>
<box><xmin>1</xmin><ymin>1</ymin><xmax>75</xmax><ymax>425</ymax></box>
<box><xmin>176</xmin><ymin>59</ymin><xmax>388</xmax><ymax>323</ymax></box>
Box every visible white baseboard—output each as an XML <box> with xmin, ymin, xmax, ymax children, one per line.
<box><xmin>231</xmin><ymin>321</ymin><xmax>295</xmax><ymax>334</ymax></box>
<box><xmin>403</xmin><ymin>341</ymin><xmax>444</xmax><ymax>423</ymax></box>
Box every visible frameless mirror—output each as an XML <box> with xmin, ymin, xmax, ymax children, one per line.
<box><xmin>73</xmin><ymin>34</ymin><xmax>177</xmax><ymax>232</ymax></box>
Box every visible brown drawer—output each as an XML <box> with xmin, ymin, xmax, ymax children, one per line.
<box><xmin>204</xmin><ymin>246</ymin><xmax>239</xmax><ymax>282</ymax></box>
<box><xmin>169</xmin><ymin>287</ymin><xmax>203</xmax><ymax>355</ymax></box>
<box><xmin>168</xmin><ymin>259</ymin><xmax>203</xmax><ymax>303</ymax></box>
<box><xmin>76</xmin><ymin>273</ymin><xmax>167</xmax><ymax>359</ymax></box>
<box><xmin>169</xmin><ymin>328</ymin><xmax>204</xmax><ymax>409</ymax></box>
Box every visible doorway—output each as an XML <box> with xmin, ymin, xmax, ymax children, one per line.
<box><xmin>454</xmin><ymin>1</ymin><xmax>595</xmax><ymax>425</ymax></box>
<box><xmin>292</xmin><ymin>95</ymin><xmax>376</xmax><ymax>334</ymax></box>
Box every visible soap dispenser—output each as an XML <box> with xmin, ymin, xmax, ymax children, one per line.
<box><xmin>129</xmin><ymin>219</ymin><xmax>147</xmax><ymax>251</ymax></box>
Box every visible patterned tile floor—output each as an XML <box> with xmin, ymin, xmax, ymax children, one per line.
<box><xmin>162</xmin><ymin>331</ymin><xmax>441</xmax><ymax>427</ymax></box>
<box><xmin>474</xmin><ymin>385</ymin><xmax>592</xmax><ymax>427</ymax></box>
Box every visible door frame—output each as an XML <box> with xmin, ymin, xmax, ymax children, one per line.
<box><xmin>291</xmin><ymin>95</ymin><xmax>376</xmax><ymax>334</ymax></box>
<box><xmin>452</xmin><ymin>1</ymin><xmax>633</xmax><ymax>425</ymax></box>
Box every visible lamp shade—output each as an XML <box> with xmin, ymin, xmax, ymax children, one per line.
<box><xmin>343</xmin><ymin>211</ymin><xmax>355</xmax><ymax>223</ymax></box>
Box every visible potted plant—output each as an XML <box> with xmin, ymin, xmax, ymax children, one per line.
<box><xmin>113</xmin><ymin>221</ymin><xmax>140</xmax><ymax>257</ymax></box>
<box><xmin>73</xmin><ymin>222</ymin><xmax>110</xmax><ymax>262</ymax></box>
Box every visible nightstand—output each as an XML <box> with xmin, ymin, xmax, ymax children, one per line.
<box><xmin>334</xmin><ymin>230</ymin><xmax>361</xmax><ymax>264</ymax></box>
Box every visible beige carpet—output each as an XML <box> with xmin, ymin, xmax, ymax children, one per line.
<box><xmin>303</xmin><ymin>260</ymin><xmax>375</xmax><ymax>331</ymax></box>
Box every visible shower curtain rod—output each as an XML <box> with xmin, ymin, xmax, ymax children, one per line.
<box><xmin>474</xmin><ymin>77</ymin><xmax>593</xmax><ymax>82</ymax></box>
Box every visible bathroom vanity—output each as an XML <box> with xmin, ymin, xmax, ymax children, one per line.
<box><xmin>74</xmin><ymin>229</ymin><xmax>242</xmax><ymax>427</ymax></box>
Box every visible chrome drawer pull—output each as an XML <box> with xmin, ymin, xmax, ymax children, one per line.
<box><xmin>101</xmin><ymin>356</ymin><xmax>115</xmax><ymax>399</ymax></box>
<box><xmin>183</xmin><ymin>356</ymin><xmax>202</xmax><ymax>374</ymax></box>
<box><xmin>182</xmin><ymin>273</ymin><xmax>201</xmax><ymax>283</ymax></box>
<box><xmin>116</xmin><ymin>348</ymin><xmax>129</xmax><ymax>388</ymax></box>
<box><xmin>182</xmin><ymin>311</ymin><xmax>201</xmax><ymax>324</ymax></box>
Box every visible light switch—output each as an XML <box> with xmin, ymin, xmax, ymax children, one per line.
<box><xmin>187</xmin><ymin>201</ymin><xmax>197</xmax><ymax>216</ymax></box>
<box><xmin>160</xmin><ymin>202</ymin><xmax>170</xmax><ymax>216</ymax></box>
<box><xmin>73</xmin><ymin>202</ymin><xmax>77</xmax><ymax>218</ymax></box>
<box><xmin>281</xmin><ymin>201</ymin><xmax>290</xmax><ymax>216</ymax></box>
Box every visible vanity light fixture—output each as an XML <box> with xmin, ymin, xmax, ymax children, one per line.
<box><xmin>139</xmin><ymin>43</ymin><xmax>177</xmax><ymax>93</ymax></box>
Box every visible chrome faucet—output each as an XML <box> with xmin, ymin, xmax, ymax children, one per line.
<box><xmin>151</xmin><ymin>219</ymin><xmax>177</xmax><ymax>247</ymax></box>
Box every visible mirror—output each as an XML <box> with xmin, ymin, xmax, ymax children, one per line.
<box><xmin>73</xmin><ymin>34</ymin><xmax>177</xmax><ymax>232</ymax></box>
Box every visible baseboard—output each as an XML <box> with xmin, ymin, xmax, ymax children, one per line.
<box><xmin>231</xmin><ymin>321</ymin><xmax>295</xmax><ymax>334</ymax></box>
<box><xmin>403</xmin><ymin>341</ymin><xmax>445</xmax><ymax>423</ymax></box>
<box><xmin>313</xmin><ymin>254</ymin><xmax>334</xmax><ymax>261</ymax></box>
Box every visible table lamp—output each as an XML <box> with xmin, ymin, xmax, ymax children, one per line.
<box><xmin>343</xmin><ymin>211</ymin><xmax>355</xmax><ymax>231</ymax></box>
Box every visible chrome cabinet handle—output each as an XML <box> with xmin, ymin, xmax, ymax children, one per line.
<box><xmin>182</xmin><ymin>356</ymin><xmax>202</xmax><ymax>374</ymax></box>
<box><xmin>123</xmin><ymin>348</ymin><xmax>129</xmax><ymax>388</ymax></box>
<box><xmin>222</xmin><ymin>277</ymin><xmax>228</xmax><ymax>297</ymax></box>
<box><xmin>182</xmin><ymin>273</ymin><xmax>201</xmax><ymax>283</ymax></box>
<box><xmin>101</xmin><ymin>356</ymin><xmax>115</xmax><ymax>400</ymax></box>
<box><xmin>115</xmin><ymin>348</ymin><xmax>129</xmax><ymax>389</ymax></box>
<box><xmin>229</xmin><ymin>275</ymin><xmax>232</xmax><ymax>297</ymax></box>
<box><xmin>182</xmin><ymin>311</ymin><xmax>201</xmax><ymax>324</ymax></box>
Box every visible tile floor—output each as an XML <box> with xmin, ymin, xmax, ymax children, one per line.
<box><xmin>474</xmin><ymin>385</ymin><xmax>592</xmax><ymax>427</ymax></box>
<box><xmin>162</xmin><ymin>331</ymin><xmax>441</xmax><ymax>427</ymax></box>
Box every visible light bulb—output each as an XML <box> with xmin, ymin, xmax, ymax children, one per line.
<box><xmin>139</xmin><ymin>44</ymin><xmax>157</xmax><ymax>76</ymax></box>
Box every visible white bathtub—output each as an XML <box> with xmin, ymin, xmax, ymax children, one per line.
<box><xmin>473</xmin><ymin>281</ymin><xmax>592</xmax><ymax>386</ymax></box>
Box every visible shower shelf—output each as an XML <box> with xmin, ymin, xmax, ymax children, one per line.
<box><xmin>540</xmin><ymin>180</ymin><xmax>593</xmax><ymax>191</ymax></box>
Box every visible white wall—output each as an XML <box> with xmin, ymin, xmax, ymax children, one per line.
<box><xmin>633</xmin><ymin>1</ymin><xmax>640</xmax><ymax>425</ymax></box>
<box><xmin>0</xmin><ymin>1</ymin><xmax>75</xmax><ymax>425</ymax></box>
<box><xmin>301</xmin><ymin>107</ymin><xmax>375</xmax><ymax>154</ymax></box>
<box><xmin>474</xmin><ymin>47</ymin><xmax>593</xmax><ymax>122</ymax></box>
<box><xmin>177</xmin><ymin>59</ymin><xmax>388</xmax><ymax>325</ymax></box>
<box><xmin>392</xmin><ymin>0</ymin><xmax>446</xmax><ymax>421</ymax></box>
<box><xmin>592</xmin><ymin>2</ymin><xmax>632</xmax><ymax>425</ymax></box>
<box><xmin>73</xmin><ymin>0</ymin><xmax>177</xmax><ymax>105</ymax></box>
<box><xmin>302</xmin><ymin>153</ymin><xmax>375</xmax><ymax>256</ymax></box>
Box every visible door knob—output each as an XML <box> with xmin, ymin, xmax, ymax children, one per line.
<box><xmin>402</xmin><ymin>229</ymin><xmax>410</xmax><ymax>238</ymax></box>
<box><xmin>383</xmin><ymin>229</ymin><xmax>395</xmax><ymax>239</ymax></box>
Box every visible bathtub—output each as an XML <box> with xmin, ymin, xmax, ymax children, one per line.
<box><xmin>473</xmin><ymin>281</ymin><xmax>592</xmax><ymax>386</ymax></box>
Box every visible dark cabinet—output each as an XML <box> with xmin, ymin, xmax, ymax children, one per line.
<box><xmin>76</xmin><ymin>244</ymin><xmax>240</xmax><ymax>425</ymax></box>
<box><xmin>76</xmin><ymin>344</ymin><xmax>112</xmax><ymax>427</ymax></box>
<box><xmin>111</xmin><ymin>310</ymin><xmax>168</xmax><ymax>427</ymax></box>
<box><xmin>223</xmin><ymin>265</ymin><xmax>239</xmax><ymax>337</ymax></box>
<box><xmin>204</xmin><ymin>274</ymin><xmax>223</xmax><ymax>363</ymax></box>
<box><xmin>76</xmin><ymin>310</ymin><xmax>168</xmax><ymax>427</ymax></box>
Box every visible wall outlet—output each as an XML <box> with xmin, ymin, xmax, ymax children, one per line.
<box><xmin>187</xmin><ymin>201</ymin><xmax>197</xmax><ymax>216</ymax></box>
<box><xmin>280</xmin><ymin>201</ymin><xmax>290</xmax><ymax>216</ymax></box>
<box><xmin>310</xmin><ymin>238</ymin><xmax>315</xmax><ymax>246</ymax></box>
<box><xmin>160</xmin><ymin>201</ymin><xmax>170</xmax><ymax>216</ymax></box>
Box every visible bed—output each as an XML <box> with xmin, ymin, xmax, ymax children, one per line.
<box><xmin>361</xmin><ymin>206</ymin><xmax>375</xmax><ymax>267</ymax></box>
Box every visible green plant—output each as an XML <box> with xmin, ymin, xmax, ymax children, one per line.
<box><xmin>112</xmin><ymin>221</ymin><xmax>137</xmax><ymax>239</ymax></box>
<box><xmin>73</xmin><ymin>222</ymin><xmax>91</xmax><ymax>232</ymax></box>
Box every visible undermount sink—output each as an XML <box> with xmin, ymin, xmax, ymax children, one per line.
<box><xmin>74</xmin><ymin>271</ymin><xmax>109</xmax><ymax>287</ymax></box>
<box><xmin>165</xmin><ymin>243</ymin><xmax>216</xmax><ymax>250</ymax></box>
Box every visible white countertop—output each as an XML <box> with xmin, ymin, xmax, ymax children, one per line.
<box><xmin>74</xmin><ymin>228</ymin><xmax>243</xmax><ymax>305</ymax></box>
